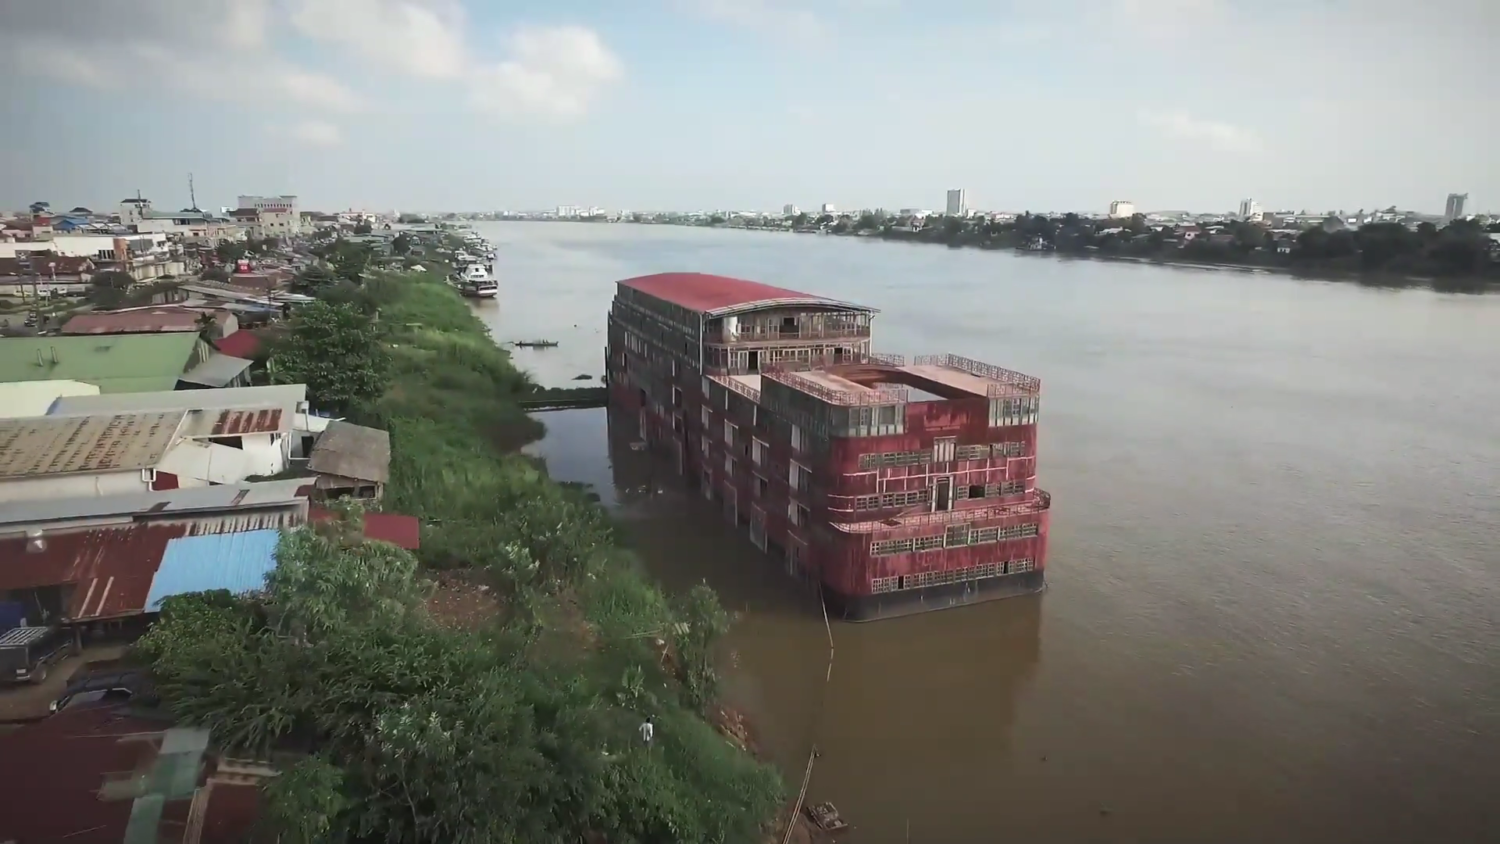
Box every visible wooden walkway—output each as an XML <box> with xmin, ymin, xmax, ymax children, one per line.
<box><xmin>518</xmin><ymin>387</ymin><xmax>608</xmax><ymax>413</ymax></box>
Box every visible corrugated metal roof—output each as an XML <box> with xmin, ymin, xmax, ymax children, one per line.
<box><xmin>0</xmin><ymin>411</ymin><xmax>185</xmax><ymax>478</ymax></box>
<box><xmin>178</xmin><ymin>353</ymin><xmax>252</xmax><ymax>388</ymax></box>
<box><xmin>618</xmin><ymin>272</ymin><xmax>873</xmax><ymax>317</ymax></box>
<box><xmin>213</xmin><ymin>329</ymin><xmax>264</xmax><ymax>359</ymax></box>
<box><xmin>0</xmin><ymin>334</ymin><xmax>204</xmax><ymax>393</ymax></box>
<box><xmin>0</xmin><ymin>479</ymin><xmax>310</xmax><ymax>529</ymax></box>
<box><xmin>0</xmin><ymin>379</ymin><xmax>100</xmax><ymax>419</ymax></box>
<box><xmin>308</xmin><ymin>420</ymin><xmax>390</xmax><ymax>483</ymax></box>
<box><xmin>60</xmin><ymin>308</ymin><xmax>209</xmax><ymax>336</ymax></box>
<box><xmin>0</xmin><ymin>524</ymin><xmax>188</xmax><ymax>620</ymax></box>
<box><xmin>49</xmin><ymin>383</ymin><xmax>306</xmax><ymax>417</ymax></box>
<box><xmin>145</xmin><ymin>530</ymin><xmax>280</xmax><ymax>611</ymax></box>
<box><xmin>214</xmin><ymin>407</ymin><xmax>283</xmax><ymax>435</ymax></box>
<box><xmin>309</xmin><ymin>508</ymin><xmax>420</xmax><ymax>550</ymax></box>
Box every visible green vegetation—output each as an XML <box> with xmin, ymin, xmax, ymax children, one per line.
<box><xmin>138</xmin><ymin>267</ymin><xmax>784</xmax><ymax>843</ymax></box>
<box><xmin>685</xmin><ymin>210</ymin><xmax>1500</xmax><ymax>292</ymax></box>
<box><xmin>269</xmin><ymin>300</ymin><xmax>390</xmax><ymax>414</ymax></box>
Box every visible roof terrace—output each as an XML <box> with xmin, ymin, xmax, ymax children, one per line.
<box><xmin>760</xmin><ymin>353</ymin><xmax>1040</xmax><ymax>406</ymax></box>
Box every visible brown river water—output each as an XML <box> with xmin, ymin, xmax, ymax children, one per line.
<box><xmin>470</xmin><ymin>222</ymin><xmax>1500</xmax><ymax>844</ymax></box>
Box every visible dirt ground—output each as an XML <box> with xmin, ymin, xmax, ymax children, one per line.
<box><xmin>424</xmin><ymin>569</ymin><xmax>504</xmax><ymax>630</ymax></box>
<box><xmin>706</xmin><ymin>705</ymin><xmax>838</xmax><ymax>844</ymax></box>
<box><xmin>0</xmin><ymin>644</ymin><xmax>130</xmax><ymax>722</ymax></box>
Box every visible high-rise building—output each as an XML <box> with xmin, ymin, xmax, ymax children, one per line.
<box><xmin>945</xmin><ymin>189</ymin><xmax>968</xmax><ymax>216</ymax></box>
<box><xmin>1238</xmin><ymin>198</ymin><xmax>1262</xmax><ymax>220</ymax></box>
<box><xmin>784</xmin><ymin>204</ymin><xmax>799</xmax><ymax>216</ymax></box>
<box><xmin>1444</xmin><ymin>193</ymin><xmax>1468</xmax><ymax>222</ymax></box>
<box><xmin>1109</xmin><ymin>200</ymin><xmax>1135</xmax><ymax>218</ymax></box>
<box><xmin>820</xmin><ymin>203</ymin><xmax>836</xmax><ymax>214</ymax></box>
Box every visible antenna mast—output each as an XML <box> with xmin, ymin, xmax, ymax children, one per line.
<box><xmin>189</xmin><ymin>173</ymin><xmax>198</xmax><ymax>211</ymax></box>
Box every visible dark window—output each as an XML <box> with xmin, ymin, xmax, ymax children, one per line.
<box><xmin>968</xmin><ymin>484</ymin><xmax>985</xmax><ymax>499</ymax></box>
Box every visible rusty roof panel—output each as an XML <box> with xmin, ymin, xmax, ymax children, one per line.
<box><xmin>0</xmin><ymin>524</ymin><xmax>187</xmax><ymax>620</ymax></box>
<box><xmin>0</xmin><ymin>411</ymin><xmax>185</xmax><ymax>478</ymax></box>
<box><xmin>210</xmin><ymin>407</ymin><xmax>283</xmax><ymax>436</ymax></box>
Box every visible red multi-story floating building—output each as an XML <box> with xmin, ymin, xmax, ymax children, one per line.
<box><xmin>605</xmin><ymin>272</ymin><xmax>1051</xmax><ymax>621</ymax></box>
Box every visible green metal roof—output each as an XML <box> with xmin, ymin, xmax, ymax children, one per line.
<box><xmin>0</xmin><ymin>334</ymin><xmax>204</xmax><ymax>394</ymax></box>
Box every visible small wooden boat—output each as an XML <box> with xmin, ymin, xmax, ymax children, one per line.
<box><xmin>512</xmin><ymin>340</ymin><xmax>559</xmax><ymax>348</ymax></box>
<box><xmin>804</xmin><ymin>802</ymin><xmax>849</xmax><ymax>833</ymax></box>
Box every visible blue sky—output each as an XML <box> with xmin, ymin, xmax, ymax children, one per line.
<box><xmin>1</xmin><ymin>0</ymin><xmax>1494</xmax><ymax>216</ymax></box>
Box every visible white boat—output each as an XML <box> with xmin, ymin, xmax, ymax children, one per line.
<box><xmin>459</xmin><ymin>263</ymin><xmax>498</xmax><ymax>298</ymax></box>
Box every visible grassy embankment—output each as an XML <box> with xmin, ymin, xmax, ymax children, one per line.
<box><xmin>352</xmin><ymin>269</ymin><xmax>787</xmax><ymax>840</ymax></box>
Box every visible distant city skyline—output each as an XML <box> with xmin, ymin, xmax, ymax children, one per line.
<box><xmin>0</xmin><ymin>1</ymin><xmax>1493</xmax><ymax>214</ymax></box>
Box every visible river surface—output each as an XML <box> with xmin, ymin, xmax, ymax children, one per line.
<box><xmin>469</xmin><ymin>222</ymin><xmax>1500</xmax><ymax>844</ymax></box>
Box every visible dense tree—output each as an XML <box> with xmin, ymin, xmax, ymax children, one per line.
<box><xmin>291</xmin><ymin>263</ymin><xmax>337</xmax><ymax>295</ymax></box>
<box><xmin>353</xmin><ymin>220</ymin><xmax>374</xmax><ymax>235</ymax></box>
<box><xmin>330</xmin><ymin>241</ymin><xmax>374</xmax><ymax>283</ymax></box>
<box><xmin>271</xmin><ymin>300</ymin><xmax>390</xmax><ymax>413</ymax></box>
<box><xmin>88</xmin><ymin>269</ymin><xmax>135</xmax><ymax>308</ymax></box>
<box><xmin>215</xmin><ymin>240</ymin><xmax>248</xmax><ymax>265</ymax></box>
<box><xmin>391</xmin><ymin>232</ymin><xmax>414</xmax><ymax>255</ymax></box>
<box><xmin>137</xmin><ymin>503</ymin><xmax>781</xmax><ymax>843</ymax></box>
<box><xmin>201</xmin><ymin>266</ymin><xmax>230</xmax><ymax>283</ymax></box>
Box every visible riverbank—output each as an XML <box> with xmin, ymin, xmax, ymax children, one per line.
<box><xmin>618</xmin><ymin>219</ymin><xmax>1497</xmax><ymax>293</ymax></box>
<box><xmin>361</xmin><ymin>269</ymin><xmax>794</xmax><ymax>838</ymax></box>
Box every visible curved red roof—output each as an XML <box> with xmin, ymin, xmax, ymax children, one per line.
<box><xmin>617</xmin><ymin>272</ymin><xmax>868</xmax><ymax>316</ymax></box>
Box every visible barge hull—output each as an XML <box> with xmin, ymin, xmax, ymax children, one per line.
<box><xmin>823</xmin><ymin>570</ymin><xmax>1045</xmax><ymax>622</ymax></box>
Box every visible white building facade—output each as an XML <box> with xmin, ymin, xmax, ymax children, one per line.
<box><xmin>1109</xmin><ymin>200</ymin><xmax>1136</xmax><ymax>218</ymax></box>
<box><xmin>945</xmin><ymin>189</ymin><xmax>968</xmax><ymax>216</ymax></box>
<box><xmin>238</xmin><ymin>195</ymin><xmax>302</xmax><ymax>236</ymax></box>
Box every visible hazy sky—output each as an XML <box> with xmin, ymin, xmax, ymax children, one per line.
<box><xmin>1</xmin><ymin>0</ymin><xmax>1494</xmax><ymax>215</ymax></box>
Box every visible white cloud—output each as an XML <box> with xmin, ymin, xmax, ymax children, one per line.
<box><xmin>289</xmin><ymin>2</ymin><xmax>622</xmax><ymax>121</ymax></box>
<box><xmin>0</xmin><ymin>0</ymin><xmax>361</xmax><ymax>113</ymax></box>
<box><xmin>469</xmin><ymin>26</ymin><xmax>623</xmax><ymax>121</ymax></box>
<box><xmin>1138</xmin><ymin>109</ymin><xmax>1263</xmax><ymax>154</ymax></box>
<box><xmin>286</xmin><ymin>120</ymin><xmax>345</xmax><ymax>147</ymax></box>
<box><xmin>288</xmin><ymin>0</ymin><xmax>470</xmax><ymax>80</ymax></box>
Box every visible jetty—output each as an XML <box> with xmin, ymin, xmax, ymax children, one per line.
<box><xmin>518</xmin><ymin>386</ymin><xmax>607</xmax><ymax>412</ymax></box>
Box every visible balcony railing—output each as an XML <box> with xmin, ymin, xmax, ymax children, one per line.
<box><xmin>911</xmin><ymin>353</ymin><xmax>1041</xmax><ymax>397</ymax></box>
<box><xmin>830</xmin><ymin>489</ymin><xmax>1051</xmax><ymax>533</ymax></box>
<box><xmin>710</xmin><ymin>325</ymin><xmax>872</xmax><ymax>344</ymax></box>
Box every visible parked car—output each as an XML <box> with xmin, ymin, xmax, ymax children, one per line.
<box><xmin>0</xmin><ymin>626</ymin><xmax>71</xmax><ymax>685</ymax></box>
<box><xmin>49</xmin><ymin>667</ymin><xmax>155</xmax><ymax>714</ymax></box>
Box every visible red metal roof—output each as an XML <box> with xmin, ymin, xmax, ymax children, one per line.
<box><xmin>214</xmin><ymin>329</ymin><xmax>264</xmax><ymax>359</ymax></box>
<box><xmin>211</xmin><ymin>407</ymin><xmax>283</xmax><ymax>435</ymax></box>
<box><xmin>309</xmin><ymin>508</ymin><xmax>421</xmax><ymax>550</ymax></box>
<box><xmin>0</xmin><ymin>524</ymin><xmax>187</xmax><ymax>620</ymax></box>
<box><xmin>0</xmin><ymin>706</ymin><xmax>155</xmax><ymax>842</ymax></box>
<box><xmin>0</xmin><ymin>704</ymin><xmax>262</xmax><ymax>843</ymax></box>
<box><xmin>618</xmin><ymin>272</ymin><xmax>847</xmax><ymax>315</ymax></box>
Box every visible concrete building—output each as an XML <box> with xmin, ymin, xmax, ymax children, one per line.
<box><xmin>1239</xmin><ymin>198</ymin><xmax>1263</xmax><ymax>220</ymax></box>
<box><xmin>783</xmin><ymin>204</ymin><xmax>799</xmax><ymax>216</ymax></box>
<box><xmin>820</xmin><ymin>203</ymin><xmax>837</xmax><ymax>214</ymax></box>
<box><xmin>1109</xmin><ymin>200</ymin><xmax>1136</xmax><ymax>218</ymax></box>
<box><xmin>946</xmin><ymin>189</ymin><xmax>968</xmax><ymax>216</ymax></box>
<box><xmin>236</xmin><ymin>194</ymin><xmax>302</xmax><ymax>236</ymax></box>
<box><xmin>1445</xmin><ymin>193</ymin><xmax>1468</xmax><ymax>222</ymax></box>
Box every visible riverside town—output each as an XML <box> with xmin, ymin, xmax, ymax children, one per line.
<box><xmin>0</xmin><ymin>184</ymin><xmax>1495</xmax><ymax>844</ymax></box>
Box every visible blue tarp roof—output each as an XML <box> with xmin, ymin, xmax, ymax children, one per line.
<box><xmin>145</xmin><ymin>529</ymin><xmax>280</xmax><ymax>611</ymax></box>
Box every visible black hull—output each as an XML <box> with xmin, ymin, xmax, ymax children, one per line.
<box><xmin>823</xmin><ymin>570</ymin><xmax>1045</xmax><ymax>622</ymax></box>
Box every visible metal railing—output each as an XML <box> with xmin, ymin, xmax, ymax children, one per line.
<box><xmin>911</xmin><ymin>353</ymin><xmax>1042</xmax><ymax>396</ymax></box>
<box><xmin>713</xmin><ymin>324</ymin><xmax>871</xmax><ymax>343</ymax></box>
<box><xmin>762</xmin><ymin>366</ymin><xmax>908</xmax><ymax>406</ymax></box>
<box><xmin>830</xmin><ymin>488</ymin><xmax>1051</xmax><ymax>533</ymax></box>
<box><xmin>716</xmin><ymin>375</ymin><xmax>762</xmax><ymax>404</ymax></box>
